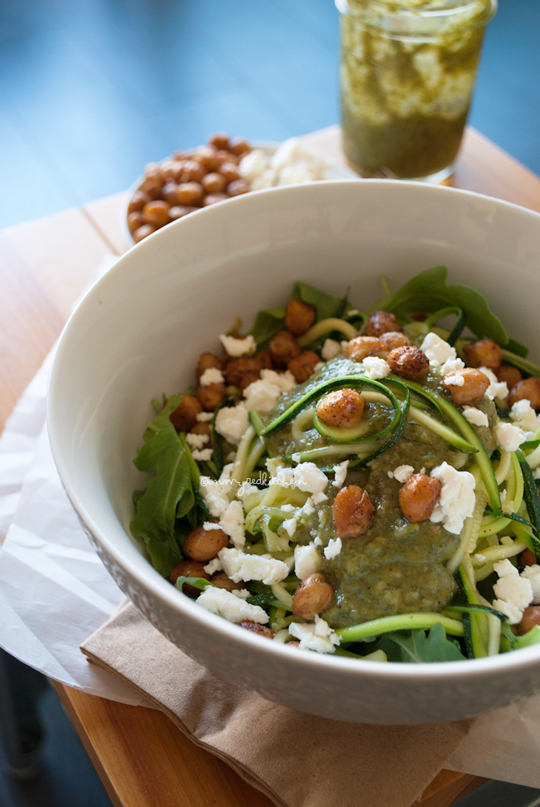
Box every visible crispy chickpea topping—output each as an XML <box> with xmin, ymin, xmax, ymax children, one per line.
<box><xmin>463</xmin><ymin>339</ymin><xmax>503</xmax><ymax>371</ymax></box>
<box><xmin>211</xmin><ymin>573</ymin><xmax>244</xmax><ymax>592</ymax></box>
<box><xmin>520</xmin><ymin>548</ymin><xmax>537</xmax><ymax>567</ymax></box>
<box><xmin>269</xmin><ymin>330</ymin><xmax>302</xmax><ymax>365</ymax></box>
<box><xmin>442</xmin><ymin>367</ymin><xmax>490</xmax><ymax>406</ymax></box>
<box><xmin>333</xmin><ymin>485</ymin><xmax>375</xmax><ymax>538</ymax></box>
<box><xmin>316</xmin><ymin>388</ymin><xmax>365</xmax><ymax>428</ymax></box>
<box><xmin>197</xmin><ymin>352</ymin><xmax>225</xmax><ymax>378</ymax></box>
<box><xmin>387</xmin><ymin>346</ymin><xmax>429</xmax><ymax>381</ymax></box>
<box><xmin>496</xmin><ymin>364</ymin><xmax>522</xmax><ymax>388</ymax></box>
<box><xmin>224</xmin><ymin>357</ymin><xmax>261</xmax><ymax>388</ymax></box>
<box><xmin>366</xmin><ymin>310</ymin><xmax>402</xmax><ymax>337</ymax></box>
<box><xmin>170</xmin><ymin>395</ymin><xmax>202</xmax><ymax>431</ymax></box>
<box><xmin>399</xmin><ymin>474</ymin><xmax>442</xmax><ymax>522</ymax></box>
<box><xmin>518</xmin><ymin>606</ymin><xmax>540</xmax><ymax>636</ymax></box>
<box><xmin>170</xmin><ymin>560</ymin><xmax>209</xmax><ymax>598</ymax></box>
<box><xmin>284</xmin><ymin>299</ymin><xmax>316</xmax><ymax>336</ymax></box>
<box><xmin>196</xmin><ymin>382</ymin><xmax>227</xmax><ymax>411</ymax></box>
<box><xmin>183</xmin><ymin>525</ymin><xmax>228</xmax><ymax>562</ymax></box>
<box><xmin>288</xmin><ymin>351</ymin><xmax>320</xmax><ymax>383</ymax></box>
<box><xmin>238</xmin><ymin>620</ymin><xmax>275</xmax><ymax>639</ymax></box>
<box><xmin>508</xmin><ymin>377</ymin><xmax>540</xmax><ymax>410</ymax></box>
<box><xmin>379</xmin><ymin>331</ymin><xmax>411</xmax><ymax>354</ymax></box>
<box><xmin>342</xmin><ymin>335</ymin><xmax>382</xmax><ymax>362</ymax></box>
<box><xmin>292</xmin><ymin>573</ymin><xmax>334</xmax><ymax>619</ymax></box>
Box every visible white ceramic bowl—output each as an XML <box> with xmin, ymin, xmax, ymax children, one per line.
<box><xmin>49</xmin><ymin>180</ymin><xmax>540</xmax><ymax>725</ymax></box>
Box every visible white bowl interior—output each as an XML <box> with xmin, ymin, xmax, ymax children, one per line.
<box><xmin>49</xmin><ymin>180</ymin><xmax>540</xmax><ymax>724</ymax></box>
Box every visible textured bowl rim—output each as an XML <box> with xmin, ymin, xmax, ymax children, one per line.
<box><xmin>49</xmin><ymin>179</ymin><xmax>540</xmax><ymax>684</ymax></box>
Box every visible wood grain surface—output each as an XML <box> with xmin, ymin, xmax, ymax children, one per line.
<box><xmin>3</xmin><ymin>125</ymin><xmax>540</xmax><ymax>807</ymax></box>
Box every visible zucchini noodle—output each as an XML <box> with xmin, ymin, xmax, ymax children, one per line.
<box><xmin>446</xmin><ymin>467</ymin><xmax>486</xmax><ymax>573</ymax></box>
<box><xmin>298</xmin><ymin>317</ymin><xmax>357</xmax><ymax>347</ymax></box>
<box><xmin>291</xmin><ymin>407</ymin><xmax>314</xmax><ymax>441</ymax></box>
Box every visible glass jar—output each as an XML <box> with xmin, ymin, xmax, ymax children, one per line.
<box><xmin>337</xmin><ymin>0</ymin><xmax>497</xmax><ymax>182</ymax></box>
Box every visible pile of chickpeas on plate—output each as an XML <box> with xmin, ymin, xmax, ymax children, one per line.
<box><xmin>127</xmin><ymin>133</ymin><xmax>253</xmax><ymax>243</ymax></box>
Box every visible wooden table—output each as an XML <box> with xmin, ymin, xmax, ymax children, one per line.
<box><xmin>3</xmin><ymin>124</ymin><xmax>540</xmax><ymax>807</ymax></box>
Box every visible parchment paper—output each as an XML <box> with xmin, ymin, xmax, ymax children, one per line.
<box><xmin>1</xmin><ymin>256</ymin><xmax>540</xmax><ymax>783</ymax></box>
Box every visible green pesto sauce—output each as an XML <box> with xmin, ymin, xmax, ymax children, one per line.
<box><xmin>267</xmin><ymin>357</ymin><xmax>497</xmax><ymax>628</ymax></box>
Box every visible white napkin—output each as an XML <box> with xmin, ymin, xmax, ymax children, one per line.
<box><xmin>1</xmin><ymin>256</ymin><xmax>540</xmax><ymax>781</ymax></box>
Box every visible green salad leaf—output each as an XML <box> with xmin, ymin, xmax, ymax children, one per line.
<box><xmin>371</xmin><ymin>623</ymin><xmax>466</xmax><ymax>663</ymax></box>
<box><xmin>373</xmin><ymin>266</ymin><xmax>509</xmax><ymax>345</ymax></box>
<box><xmin>131</xmin><ymin>399</ymin><xmax>194</xmax><ymax>577</ymax></box>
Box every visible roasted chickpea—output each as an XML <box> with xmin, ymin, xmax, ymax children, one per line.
<box><xmin>508</xmin><ymin>377</ymin><xmax>540</xmax><ymax>410</ymax></box>
<box><xmin>133</xmin><ymin>223</ymin><xmax>156</xmax><ymax>243</ymax></box>
<box><xmin>292</xmin><ymin>573</ymin><xmax>334</xmax><ymax>619</ymax></box>
<box><xmin>140</xmin><ymin>176</ymin><xmax>164</xmax><ymax>199</ymax></box>
<box><xmin>170</xmin><ymin>394</ymin><xmax>202</xmax><ymax>431</ymax></box>
<box><xmin>269</xmin><ymin>330</ymin><xmax>302</xmax><ymax>365</ymax></box>
<box><xmin>202</xmin><ymin>172</ymin><xmax>227</xmax><ymax>194</ymax></box>
<box><xmin>143</xmin><ymin>162</ymin><xmax>164</xmax><ymax>181</ymax></box>
<box><xmin>127</xmin><ymin>211</ymin><xmax>145</xmax><ymax>233</ymax></box>
<box><xmin>229</xmin><ymin>137</ymin><xmax>251</xmax><ymax>157</ymax></box>
<box><xmin>160</xmin><ymin>159</ymin><xmax>177</xmax><ymax>179</ymax></box>
<box><xmin>399</xmin><ymin>474</ymin><xmax>442</xmax><ymax>522</ymax></box>
<box><xmin>173</xmin><ymin>150</ymin><xmax>188</xmax><ymax>161</ymax></box>
<box><xmin>227</xmin><ymin>179</ymin><xmax>250</xmax><ymax>196</ymax></box>
<box><xmin>211</xmin><ymin>573</ymin><xmax>244</xmax><ymax>592</ymax></box>
<box><xmin>197</xmin><ymin>352</ymin><xmax>225</xmax><ymax>378</ymax></box>
<box><xmin>142</xmin><ymin>200</ymin><xmax>170</xmax><ymax>228</ymax></box>
<box><xmin>170</xmin><ymin>560</ymin><xmax>209</xmax><ymax>597</ymax></box>
<box><xmin>379</xmin><ymin>331</ymin><xmax>411</xmax><ymax>354</ymax></box>
<box><xmin>171</xmin><ymin>160</ymin><xmax>188</xmax><ymax>182</ymax></box>
<box><xmin>463</xmin><ymin>339</ymin><xmax>503</xmax><ymax>371</ymax></box>
<box><xmin>162</xmin><ymin>181</ymin><xmax>179</xmax><ymax>205</ymax></box>
<box><xmin>190</xmin><ymin>421</ymin><xmax>212</xmax><ymax>446</ymax></box>
<box><xmin>219</xmin><ymin>162</ymin><xmax>241</xmax><ymax>183</ymax></box>
<box><xmin>224</xmin><ymin>357</ymin><xmax>260</xmax><ymax>387</ymax></box>
<box><xmin>169</xmin><ymin>205</ymin><xmax>197</xmax><ymax>220</ymax></box>
<box><xmin>194</xmin><ymin>146</ymin><xmax>221</xmax><ymax>172</ymax></box>
<box><xmin>288</xmin><ymin>351</ymin><xmax>320</xmax><ymax>383</ymax></box>
<box><xmin>208</xmin><ymin>132</ymin><xmax>230</xmax><ymax>150</ymax></box>
<box><xmin>256</xmin><ymin>351</ymin><xmax>273</xmax><ymax>370</ymax></box>
<box><xmin>183</xmin><ymin>525</ymin><xmax>228</xmax><ymax>562</ymax></box>
<box><xmin>342</xmin><ymin>335</ymin><xmax>382</xmax><ymax>362</ymax></box>
<box><xmin>196</xmin><ymin>382</ymin><xmax>227</xmax><ymax>411</ymax></box>
<box><xmin>284</xmin><ymin>299</ymin><xmax>316</xmax><ymax>336</ymax></box>
<box><xmin>520</xmin><ymin>548</ymin><xmax>537</xmax><ymax>567</ymax></box>
<box><xmin>442</xmin><ymin>367</ymin><xmax>490</xmax><ymax>406</ymax></box>
<box><xmin>180</xmin><ymin>159</ymin><xmax>206</xmax><ymax>184</ymax></box>
<box><xmin>366</xmin><ymin>310</ymin><xmax>402</xmax><ymax>337</ymax></box>
<box><xmin>177</xmin><ymin>182</ymin><xmax>204</xmax><ymax>206</ymax></box>
<box><xmin>518</xmin><ymin>606</ymin><xmax>540</xmax><ymax>636</ymax></box>
<box><xmin>128</xmin><ymin>189</ymin><xmax>151</xmax><ymax>214</ymax></box>
<box><xmin>496</xmin><ymin>364</ymin><xmax>522</xmax><ymax>388</ymax></box>
<box><xmin>203</xmin><ymin>193</ymin><xmax>228</xmax><ymax>206</ymax></box>
<box><xmin>238</xmin><ymin>620</ymin><xmax>275</xmax><ymax>639</ymax></box>
<box><xmin>333</xmin><ymin>485</ymin><xmax>375</xmax><ymax>538</ymax></box>
<box><xmin>387</xmin><ymin>346</ymin><xmax>429</xmax><ymax>381</ymax></box>
<box><xmin>316</xmin><ymin>388</ymin><xmax>365</xmax><ymax>428</ymax></box>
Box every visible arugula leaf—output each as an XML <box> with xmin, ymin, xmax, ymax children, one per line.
<box><xmin>373</xmin><ymin>266</ymin><xmax>508</xmax><ymax>345</ymax></box>
<box><xmin>131</xmin><ymin>425</ymin><xmax>193</xmax><ymax>577</ymax></box>
<box><xmin>249</xmin><ymin>306</ymin><xmax>286</xmax><ymax>346</ymax></box>
<box><xmin>175</xmin><ymin>576</ymin><xmax>215</xmax><ymax>594</ymax></box>
<box><xmin>373</xmin><ymin>624</ymin><xmax>466</xmax><ymax>663</ymax></box>
<box><xmin>143</xmin><ymin>394</ymin><xmax>183</xmax><ymax>443</ymax></box>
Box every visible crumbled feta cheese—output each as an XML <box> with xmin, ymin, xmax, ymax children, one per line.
<box><xmin>238</xmin><ymin>149</ymin><xmax>269</xmax><ymax>183</ymax></box>
<box><xmin>280</xmin><ymin>504</ymin><xmax>296</xmax><ymax>512</ymax></box>
<box><xmin>493</xmin><ymin>599</ymin><xmax>522</xmax><ymax>625</ymax></box>
<box><xmin>282</xmin><ymin>517</ymin><xmax>298</xmax><ymax>537</ymax></box>
<box><xmin>219</xmin><ymin>333</ymin><xmax>256</xmax><ymax>357</ymax></box>
<box><xmin>301</xmin><ymin>498</ymin><xmax>316</xmax><ymax>516</ymax></box>
<box><xmin>321</xmin><ymin>338</ymin><xmax>342</xmax><ymax>361</ymax></box>
<box><xmin>521</xmin><ymin>565</ymin><xmax>540</xmax><ymax>604</ymax></box>
<box><xmin>239</xmin><ymin>139</ymin><xmax>334</xmax><ymax>188</ymax></box>
<box><xmin>243</xmin><ymin>379</ymin><xmax>281</xmax><ymax>415</ymax></box>
<box><xmin>218</xmin><ymin>548</ymin><xmax>289</xmax><ymax>584</ymax></box>
<box><xmin>421</xmin><ymin>333</ymin><xmax>456</xmax><ymax>368</ymax></box>
<box><xmin>444</xmin><ymin>373</ymin><xmax>465</xmax><ymax>387</ymax></box>
<box><xmin>260</xmin><ymin>369</ymin><xmax>296</xmax><ymax>392</ymax></box>
<box><xmin>199</xmin><ymin>477</ymin><xmax>230</xmax><ymax>518</ymax></box>
<box><xmin>510</xmin><ymin>400</ymin><xmax>539</xmax><ymax>434</ymax></box>
<box><xmin>232</xmin><ymin>589</ymin><xmax>252</xmax><ymax>599</ymax></box>
<box><xmin>429</xmin><ymin>462</ymin><xmax>475</xmax><ymax>534</ymax></box>
<box><xmin>191</xmin><ymin>448</ymin><xmax>213</xmax><ymax>461</ymax></box>
<box><xmin>474</xmin><ymin>553</ymin><xmax>487</xmax><ymax>562</ymax></box>
<box><xmin>462</xmin><ymin>407</ymin><xmax>489</xmax><ymax>428</ymax></box>
<box><xmin>494</xmin><ymin>558</ymin><xmax>518</xmax><ymax>577</ymax></box>
<box><xmin>294</xmin><ymin>543</ymin><xmax>321</xmax><ymax>580</ymax></box>
<box><xmin>204</xmin><ymin>557</ymin><xmax>223</xmax><ymax>575</ymax></box>
<box><xmin>236</xmin><ymin>482</ymin><xmax>260</xmax><ymax>501</ymax></box>
<box><xmin>324</xmin><ymin>537</ymin><xmax>342</xmax><ymax>560</ymax></box>
<box><xmin>288</xmin><ymin>615</ymin><xmax>340</xmax><ymax>654</ymax></box>
<box><xmin>495</xmin><ymin>422</ymin><xmax>527</xmax><ymax>452</ymax></box>
<box><xmin>389</xmin><ymin>465</ymin><xmax>414</xmax><ymax>483</ymax></box>
<box><xmin>332</xmin><ymin>460</ymin><xmax>349</xmax><ymax>489</ymax></box>
<box><xmin>440</xmin><ymin>357</ymin><xmax>465</xmax><ymax>376</ymax></box>
<box><xmin>271</xmin><ymin>464</ymin><xmax>295</xmax><ymax>488</ymax></box>
<box><xmin>362</xmin><ymin>356</ymin><xmax>391</xmax><ymax>380</ymax></box>
<box><xmin>218</xmin><ymin>501</ymin><xmax>245</xmax><ymax>548</ymax></box>
<box><xmin>479</xmin><ymin>366</ymin><xmax>508</xmax><ymax>401</ymax></box>
<box><xmin>186</xmin><ymin>432</ymin><xmax>209</xmax><ymax>450</ymax></box>
<box><xmin>220</xmin><ymin>463</ymin><xmax>234</xmax><ymax>481</ymax></box>
<box><xmin>196</xmin><ymin>412</ymin><xmax>214</xmax><ymax>422</ymax></box>
<box><xmin>199</xmin><ymin>367</ymin><xmax>225</xmax><ymax>386</ymax></box>
<box><xmin>494</xmin><ymin>571</ymin><xmax>533</xmax><ymax>613</ymax></box>
<box><xmin>215</xmin><ymin>404</ymin><xmax>250</xmax><ymax>445</ymax></box>
<box><xmin>293</xmin><ymin>463</ymin><xmax>328</xmax><ymax>495</ymax></box>
<box><xmin>197</xmin><ymin>586</ymin><xmax>269</xmax><ymax>624</ymax></box>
